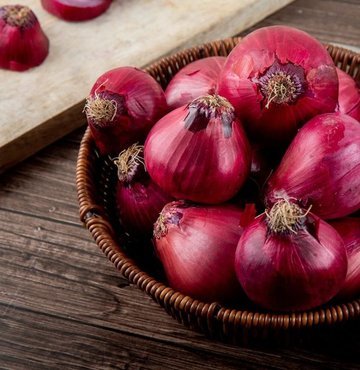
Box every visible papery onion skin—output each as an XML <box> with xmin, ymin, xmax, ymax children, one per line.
<box><xmin>336</xmin><ymin>67</ymin><xmax>360</xmax><ymax>122</ymax></box>
<box><xmin>154</xmin><ymin>201</ymin><xmax>254</xmax><ymax>302</ymax></box>
<box><xmin>0</xmin><ymin>5</ymin><xmax>49</xmax><ymax>71</ymax></box>
<box><xmin>165</xmin><ymin>57</ymin><xmax>226</xmax><ymax>109</ymax></box>
<box><xmin>265</xmin><ymin>113</ymin><xmax>360</xmax><ymax>219</ymax></box>
<box><xmin>331</xmin><ymin>218</ymin><xmax>360</xmax><ymax>299</ymax></box>
<box><xmin>218</xmin><ymin>26</ymin><xmax>338</xmax><ymax>145</ymax></box>
<box><xmin>235</xmin><ymin>210</ymin><xmax>347</xmax><ymax>311</ymax></box>
<box><xmin>85</xmin><ymin>67</ymin><xmax>168</xmax><ymax>156</ymax></box>
<box><xmin>144</xmin><ymin>95</ymin><xmax>251</xmax><ymax>204</ymax></box>
<box><xmin>41</xmin><ymin>0</ymin><xmax>111</xmax><ymax>21</ymax></box>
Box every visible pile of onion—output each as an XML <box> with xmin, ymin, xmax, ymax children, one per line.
<box><xmin>85</xmin><ymin>25</ymin><xmax>360</xmax><ymax>309</ymax></box>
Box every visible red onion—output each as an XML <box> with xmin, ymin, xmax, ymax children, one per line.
<box><xmin>114</xmin><ymin>143</ymin><xmax>172</xmax><ymax>235</ymax></box>
<box><xmin>235</xmin><ymin>200</ymin><xmax>347</xmax><ymax>311</ymax></box>
<box><xmin>85</xmin><ymin>67</ymin><xmax>168</xmax><ymax>156</ymax></box>
<box><xmin>144</xmin><ymin>94</ymin><xmax>251</xmax><ymax>204</ymax></box>
<box><xmin>336</xmin><ymin>67</ymin><xmax>360</xmax><ymax>122</ymax></box>
<box><xmin>165</xmin><ymin>56</ymin><xmax>226</xmax><ymax>109</ymax></box>
<box><xmin>0</xmin><ymin>5</ymin><xmax>49</xmax><ymax>71</ymax></box>
<box><xmin>154</xmin><ymin>201</ymin><xmax>255</xmax><ymax>302</ymax></box>
<box><xmin>331</xmin><ymin>218</ymin><xmax>360</xmax><ymax>299</ymax></box>
<box><xmin>265</xmin><ymin>113</ymin><xmax>360</xmax><ymax>220</ymax></box>
<box><xmin>218</xmin><ymin>26</ymin><xmax>338</xmax><ymax>145</ymax></box>
<box><xmin>41</xmin><ymin>0</ymin><xmax>111</xmax><ymax>21</ymax></box>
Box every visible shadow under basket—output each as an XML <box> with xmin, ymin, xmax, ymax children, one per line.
<box><xmin>76</xmin><ymin>37</ymin><xmax>360</xmax><ymax>344</ymax></box>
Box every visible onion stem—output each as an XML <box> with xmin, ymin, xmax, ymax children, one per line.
<box><xmin>264</xmin><ymin>72</ymin><xmax>297</xmax><ymax>108</ymax></box>
<box><xmin>265</xmin><ymin>199</ymin><xmax>312</xmax><ymax>233</ymax></box>
<box><xmin>154</xmin><ymin>212</ymin><xmax>168</xmax><ymax>239</ymax></box>
<box><xmin>84</xmin><ymin>96</ymin><xmax>117</xmax><ymax>124</ymax></box>
<box><xmin>113</xmin><ymin>143</ymin><xmax>145</xmax><ymax>183</ymax></box>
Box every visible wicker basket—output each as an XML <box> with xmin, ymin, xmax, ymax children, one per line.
<box><xmin>76</xmin><ymin>37</ymin><xmax>360</xmax><ymax>343</ymax></box>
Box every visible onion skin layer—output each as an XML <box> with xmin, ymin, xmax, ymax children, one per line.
<box><xmin>336</xmin><ymin>67</ymin><xmax>360</xmax><ymax>122</ymax></box>
<box><xmin>165</xmin><ymin>56</ymin><xmax>226</xmax><ymax>109</ymax></box>
<box><xmin>0</xmin><ymin>6</ymin><xmax>49</xmax><ymax>71</ymax></box>
<box><xmin>235</xmin><ymin>213</ymin><xmax>347</xmax><ymax>311</ymax></box>
<box><xmin>218</xmin><ymin>25</ymin><xmax>338</xmax><ymax>145</ymax></box>
<box><xmin>154</xmin><ymin>202</ymin><xmax>254</xmax><ymax>302</ymax></box>
<box><xmin>87</xmin><ymin>67</ymin><xmax>168</xmax><ymax>156</ymax></box>
<box><xmin>144</xmin><ymin>100</ymin><xmax>251</xmax><ymax>204</ymax></box>
<box><xmin>41</xmin><ymin>0</ymin><xmax>112</xmax><ymax>21</ymax></box>
<box><xmin>265</xmin><ymin>113</ymin><xmax>360</xmax><ymax>220</ymax></box>
<box><xmin>331</xmin><ymin>218</ymin><xmax>360</xmax><ymax>299</ymax></box>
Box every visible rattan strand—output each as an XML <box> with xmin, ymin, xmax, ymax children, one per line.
<box><xmin>76</xmin><ymin>37</ymin><xmax>360</xmax><ymax>341</ymax></box>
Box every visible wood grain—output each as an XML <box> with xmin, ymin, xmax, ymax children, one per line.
<box><xmin>0</xmin><ymin>0</ymin><xmax>294</xmax><ymax>173</ymax></box>
<box><xmin>1</xmin><ymin>127</ymin><xmax>360</xmax><ymax>369</ymax></box>
<box><xmin>1</xmin><ymin>1</ymin><xmax>360</xmax><ymax>369</ymax></box>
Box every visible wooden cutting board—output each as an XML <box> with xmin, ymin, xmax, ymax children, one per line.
<box><xmin>0</xmin><ymin>0</ymin><xmax>293</xmax><ymax>173</ymax></box>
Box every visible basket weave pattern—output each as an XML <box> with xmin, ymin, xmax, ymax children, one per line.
<box><xmin>76</xmin><ymin>38</ymin><xmax>360</xmax><ymax>342</ymax></box>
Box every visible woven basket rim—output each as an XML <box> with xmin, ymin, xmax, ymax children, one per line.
<box><xmin>76</xmin><ymin>37</ymin><xmax>360</xmax><ymax>334</ymax></box>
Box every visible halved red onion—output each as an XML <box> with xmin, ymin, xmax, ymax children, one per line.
<box><xmin>165</xmin><ymin>56</ymin><xmax>226</xmax><ymax>109</ymax></box>
<box><xmin>336</xmin><ymin>67</ymin><xmax>360</xmax><ymax>122</ymax></box>
<box><xmin>154</xmin><ymin>201</ymin><xmax>255</xmax><ymax>302</ymax></box>
<box><xmin>85</xmin><ymin>67</ymin><xmax>168</xmax><ymax>156</ymax></box>
<box><xmin>114</xmin><ymin>144</ymin><xmax>172</xmax><ymax>235</ymax></box>
<box><xmin>144</xmin><ymin>94</ymin><xmax>251</xmax><ymax>204</ymax></box>
<box><xmin>235</xmin><ymin>200</ymin><xmax>347</xmax><ymax>311</ymax></box>
<box><xmin>265</xmin><ymin>113</ymin><xmax>360</xmax><ymax>219</ymax></box>
<box><xmin>218</xmin><ymin>26</ymin><xmax>338</xmax><ymax>145</ymax></box>
<box><xmin>331</xmin><ymin>218</ymin><xmax>360</xmax><ymax>299</ymax></box>
<box><xmin>41</xmin><ymin>0</ymin><xmax>111</xmax><ymax>21</ymax></box>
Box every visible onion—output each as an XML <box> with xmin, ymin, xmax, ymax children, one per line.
<box><xmin>265</xmin><ymin>113</ymin><xmax>360</xmax><ymax>220</ymax></box>
<box><xmin>165</xmin><ymin>57</ymin><xmax>226</xmax><ymax>109</ymax></box>
<box><xmin>154</xmin><ymin>201</ymin><xmax>255</xmax><ymax>302</ymax></box>
<box><xmin>235</xmin><ymin>199</ymin><xmax>347</xmax><ymax>311</ymax></box>
<box><xmin>331</xmin><ymin>218</ymin><xmax>360</xmax><ymax>299</ymax></box>
<box><xmin>144</xmin><ymin>94</ymin><xmax>251</xmax><ymax>204</ymax></box>
<box><xmin>114</xmin><ymin>143</ymin><xmax>172</xmax><ymax>235</ymax></box>
<box><xmin>218</xmin><ymin>25</ymin><xmax>338</xmax><ymax>145</ymax></box>
<box><xmin>41</xmin><ymin>0</ymin><xmax>111</xmax><ymax>21</ymax></box>
<box><xmin>336</xmin><ymin>67</ymin><xmax>360</xmax><ymax>122</ymax></box>
<box><xmin>0</xmin><ymin>5</ymin><xmax>49</xmax><ymax>71</ymax></box>
<box><xmin>85</xmin><ymin>67</ymin><xmax>168</xmax><ymax>156</ymax></box>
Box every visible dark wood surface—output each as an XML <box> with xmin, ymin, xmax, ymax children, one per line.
<box><xmin>1</xmin><ymin>1</ymin><xmax>359</xmax><ymax>369</ymax></box>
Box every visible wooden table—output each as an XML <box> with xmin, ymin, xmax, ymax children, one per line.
<box><xmin>1</xmin><ymin>1</ymin><xmax>359</xmax><ymax>368</ymax></box>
